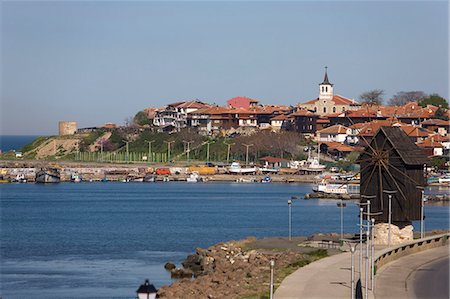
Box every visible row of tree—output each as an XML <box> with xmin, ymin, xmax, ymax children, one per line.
<box><xmin>359</xmin><ymin>90</ymin><xmax>448</xmax><ymax>108</ymax></box>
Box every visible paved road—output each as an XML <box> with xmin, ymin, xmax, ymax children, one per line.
<box><xmin>410</xmin><ymin>255</ymin><xmax>449</xmax><ymax>299</ymax></box>
<box><xmin>375</xmin><ymin>245</ymin><xmax>449</xmax><ymax>299</ymax></box>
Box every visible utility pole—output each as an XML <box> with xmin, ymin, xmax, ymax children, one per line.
<box><xmin>204</xmin><ymin>141</ymin><xmax>214</xmax><ymax>163</ymax></box>
<box><xmin>183</xmin><ymin>140</ymin><xmax>193</xmax><ymax>161</ymax></box>
<box><xmin>164</xmin><ymin>140</ymin><xmax>175</xmax><ymax>164</ymax></box>
<box><xmin>224</xmin><ymin>141</ymin><xmax>235</xmax><ymax>164</ymax></box>
<box><xmin>100</xmin><ymin>140</ymin><xmax>104</xmax><ymax>162</ymax></box>
<box><xmin>122</xmin><ymin>140</ymin><xmax>129</xmax><ymax>162</ymax></box>
<box><xmin>145</xmin><ymin>140</ymin><xmax>155</xmax><ymax>163</ymax></box>
<box><xmin>242</xmin><ymin>143</ymin><xmax>253</xmax><ymax>166</ymax></box>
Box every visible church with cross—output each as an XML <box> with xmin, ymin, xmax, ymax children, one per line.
<box><xmin>298</xmin><ymin>67</ymin><xmax>361</xmax><ymax>115</ymax></box>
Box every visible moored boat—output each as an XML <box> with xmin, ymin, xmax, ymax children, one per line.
<box><xmin>35</xmin><ymin>169</ymin><xmax>61</xmax><ymax>183</ymax></box>
<box><xmin>313</xmin><ymin>179</ymin><xmax>360</xmax><ymax>195</ymax></box>
<box><xmin>186</xmin><ymin>172</ymin><xmax>201</xmax><ymax>183</ymax></box>
<box><xmin>13</xmin><ymin>173</ymin><xmax>27</xmax><ymax>183</ymax></box>
<box><xmin>228</xmin><ymin>162</ymin><xmax>257</xmax><ymax>174</ymax></box>
<box><xmin>261</xmin><ymin>176</ymin><xmax>272</xmax><ymax>183</ymax></box>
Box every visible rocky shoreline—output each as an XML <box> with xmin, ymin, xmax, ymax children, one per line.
<box><xmin>157</xmin><ymin>236</ymin><xmax>336</xmax><ymax>299</ymax></box>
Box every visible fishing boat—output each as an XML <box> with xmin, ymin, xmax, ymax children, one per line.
<box><xmin>71</xmin><ymin>172</ymin><xmax>81</xmax><ymax>183</ymax></box>
<box><xmin>144</xmin><ymin>174</ymin><xmax>156</xmax><ymax>182</ymax></box>
<box><xmin>438</xmin><ymin>175</ymin><xmax>450</xmax><ymax>185</ymax></box>
<box><xmin>35</xmin><ymin>169</ymin><xmax>61</xmax><ymax>183</ymax></box>
<box><xmin>186</xmin><ymin>172</ymin><xmax>201</xmax><ymax>183</ymax></box>
<box><xmin>259</xmin><ymin>167</ymin><xmax>279</xmax><ymax>174</ymax></box>
<box><xmin>13</xmin><ymin>173</ymin><xmax>27</xmax><ymax>183</ymax></box>
<box><xmin>228</xmin><ymin>162</ymin><xmax>257</xmax><ymax>174</ymax></box>
<box><xmin>313</xmin><ymin>179</ymin><xmax>360</xmax><ymax>195</ymax></box>
<box><xmin>261</xmin><ymin>176</ymin><xmax>272</xmax><ymax>183</ymax></box>
<box><xmin>299</xmin><ymin>146</ymin><xmax>326</xmax><ymax>172</ymax></box>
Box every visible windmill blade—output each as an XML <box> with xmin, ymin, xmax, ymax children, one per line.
<box><xmin>381</xmin><ymin>161</ymin><xmax>408</xmax><ymax>212</ymax></box>
<box><xmin>388</xmin><ymin>163</ymin><xmax>423</xmax><ymax>187</ymax></box>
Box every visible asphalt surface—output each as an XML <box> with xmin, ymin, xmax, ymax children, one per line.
<box><xmin>375</xmin><ymin>245</ymin><xmax>449</xmax><ymax>299</ymax></box>
<box><xmin>410</xmin><ymin>255</ymin><xmax>449</xmax><ymax>299</ymax></box>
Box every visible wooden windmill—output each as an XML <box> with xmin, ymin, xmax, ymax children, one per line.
<box><xmin>359</xmin><ymin>126</ymin><xmax>429</xmax><ymax>227</ymax></box>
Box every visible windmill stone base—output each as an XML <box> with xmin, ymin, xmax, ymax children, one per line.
<box><xmin>373</xmin><ymin>223</ymin><xmax>414</xmax><ymax>245</ymax></box>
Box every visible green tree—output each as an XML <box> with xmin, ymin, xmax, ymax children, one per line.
<box><xmin>359</xmin><ymin>89</ymin><xmax>384</xmax><ymax>106</ymax></box>
<box><xmin>133</xmin><ymin>111</ymin><xmax>152</xmax><ymax>126</ymax></box>
<box><xmin>419</xmin><ymin>94</ymin><xmax>448</xmax><ymax>109</ymax></box>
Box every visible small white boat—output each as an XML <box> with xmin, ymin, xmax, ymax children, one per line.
<box><xmin>71</xmin><ymin>172</ymin><xmax>81</xmax><ymax>183</ymax></box>
<box><xmin>14</xmin><ymin>173</ymin><xmax>27</xmax><ymax>183</ymax></box>
<box><xmin>228</xmin><ymin>162</ymin><xmax>257</xmax><ymax>174</ymax></box>
<box><xmin>438</xmin><ymin>175</ymin><xmax>450</xmax><ymax>184</ymax></box>
<box><xmin>260</xmin><ymin>167</ymin><xmax>279</xmax><ymax>173</ymax></box>
<box><xmin>313</xmin><ymin>179</ymin><xmax>360</xmax><ymax>195</ymax></box>
<box><xmin>186</xmin><ymin>172</ymin><xmax>201</xmax><ymax>183</ymax></box>
<box><xmin>236</xmin><ymin>177</ymin><xmax>256</xmax><ymax>183</ymax></box>
<box><xmin>261</xmin><ymin>176</ymin><xmax>272</xmax><ymax>183</ymax></box>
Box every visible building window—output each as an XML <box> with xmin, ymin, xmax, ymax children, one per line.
<box><xmin>323</xmin><ymin>107</ymin><xmax>326</xmax><ymax>113</ymax></box>
<box><xmin>314</xmin><ymin>107</ymin><xmax>317</xmax><ymax>112</ymax></box>
<box><xmin>325</xmin><ymin>86</ymin><xmax>328</xmax><ymax>92</ymax></box>
<box><xmin>333</xmin><ymin>107</ymin><xmax>336</xmax><ymax>113</ymax></box>
<box><xmin>321</xmin><ymin>86</ymin><xmax>324</xmax><ymax>92</ymax></box>
<box><xmin>342</xmin><ymin>107</ymin><xmax>345</xmax><ymax>112</ymax></box>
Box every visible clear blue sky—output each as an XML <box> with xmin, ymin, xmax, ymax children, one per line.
<box><xmin>1</xmin><ymin>1</ymin><xmax>448</xmax><ymax>135</ymax></box>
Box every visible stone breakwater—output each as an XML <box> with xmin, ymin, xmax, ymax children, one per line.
<box><xmin>157</xmin><ymin>237</ymin><xmax>329</xmax><ymax>299</ymax></box>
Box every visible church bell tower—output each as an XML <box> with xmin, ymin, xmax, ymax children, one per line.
<box><xmin>319</xmin><ymin>66</ymin><xmax>334</xmax><ymax>101</ymax></box>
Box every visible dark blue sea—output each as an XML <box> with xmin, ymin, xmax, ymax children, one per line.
<box><xmin>0</xmin><ymin>135</ymin><xmax>40</xmax><ymax>152</ymax></box>
<box><xmin>1</xmin><ymin>183</ymin><xmax>449</xmax><ymax>298</ymax></box>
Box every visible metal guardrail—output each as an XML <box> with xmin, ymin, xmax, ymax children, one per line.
<box><xmin>374</xmin><ymin>233</ymin><xmax>450</xmax><ymax>272</ymax></box>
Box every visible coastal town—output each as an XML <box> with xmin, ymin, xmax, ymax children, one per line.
<box><xmin>2</xmin><ymin>1</ymin><xmax>449</xmax><ymax>298</ymax></box>
<box><xmin>1</xmin><ymin>69</ymin><xmax>449</xmax><ymax>186</ymax></box>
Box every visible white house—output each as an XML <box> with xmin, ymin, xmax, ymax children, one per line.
<box><xmin>316</xmin><ymin>124</ymin><xmax>351</xmax><ymax>143</ymax></box>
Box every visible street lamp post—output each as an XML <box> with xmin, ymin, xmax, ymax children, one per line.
<box><xmin>337</xmin><ymin>200</ymin><xmax>346</xmax><ymax>240</ymax></box>
<box><xmin>383</xmin><ymin>190</ymin><xmax>397</xmax><ymax>247</ymax></box>
<box><xmin>350</xmin><ymin>244</ymin><xmax>356</xmax><ymax>299</ymax></box>
<box><xmin>357</xmin><ymin>199</ymin><xmax>372</xmax><ymax>279</ymax></box>
<box><xmin>416</xmin><ymin>186</ymin><xmax>425</xmax><ymax>238</ymax></box>
<box><xmin>269</xmin><ymin>260</ymin><xmax>275</xmax><ymax>299</ymax></box>
<box><xmin>288</xmin><ymin>199</ymin><xmax>292</xmax><ymax>241</ymax></box>
<box><xmin>371</xmin><ymin>218</ymin><xmax>376</xmax><ymax>291</ymax></box>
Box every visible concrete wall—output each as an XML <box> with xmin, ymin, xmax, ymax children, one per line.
<box><xmin>374</xmin><ymin>233</ymin><xmax>449</xmax><ymax>271</ymax></box>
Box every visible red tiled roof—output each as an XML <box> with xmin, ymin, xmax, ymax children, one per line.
<box><xmin>291</xmin><ymin>109</ymin><xmax>317</xmax><ymax>117</ymax></box>
<box><xmin>332</xmin><ymin>95</ymin><xmax>358</xmax><ymax>105</ymax></box>
<box><xmin>317</xmin><ymin>124</ymin><xmax>349</xmax><ymax>135</ymax></box>
<box><xmin>322</xmin><ymin>142</ymin><xmax>355</xmax><ymax>152</ymax></box>
<box><xmin>421</xmin><ymin>119</ymin><xmax>450</xmax><ymax>126</ymax></box>
<box><xmin>416</xmin><ymin>139</ymin><xmax>444</xmax><ymax>148</ymax></box>
<box><xmin>271</xmin><ymin>114</ymin><xmax>289</xmax><ymax>121</ymax></box>
<box><xmin>176</xmin><ymin>100</ymin><xmax>211</xmax><ymax>109</ymax></box>
<box><xmin>399</xmin><ymin>125</ymin><xmax>433</xmax><ymax>138</ymax></box>
<box><xmin>260</xmin><ymin>156</ymin><xmax>288</xmax><ymax>163</ymax></box>
<box><xmin>423</xmin><ymin>134</ymin><xmax>450</xmax><ymax>143</ymax></box>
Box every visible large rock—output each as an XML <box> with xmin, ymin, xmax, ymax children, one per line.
<box><xmin>373</xmin><ymin>223</ymin><xmax>413</xmax><ymax>245</ymax></box>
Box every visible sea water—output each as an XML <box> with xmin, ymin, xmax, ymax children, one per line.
<box><xmin>1</xmin><ymin>182</ymin><xmax>448</xmax><ymax>298</ymax></box>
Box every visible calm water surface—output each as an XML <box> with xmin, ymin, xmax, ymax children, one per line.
<box><xmin>1</xmin><ymin>182</ymin><xmax>448</xmax><ymax>298</ymax></box>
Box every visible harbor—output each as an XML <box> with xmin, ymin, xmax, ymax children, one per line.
<box><xmin>1</xmin><ymin>181</ymin><xmax>448</xmax><ymax>298</ymax></box>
